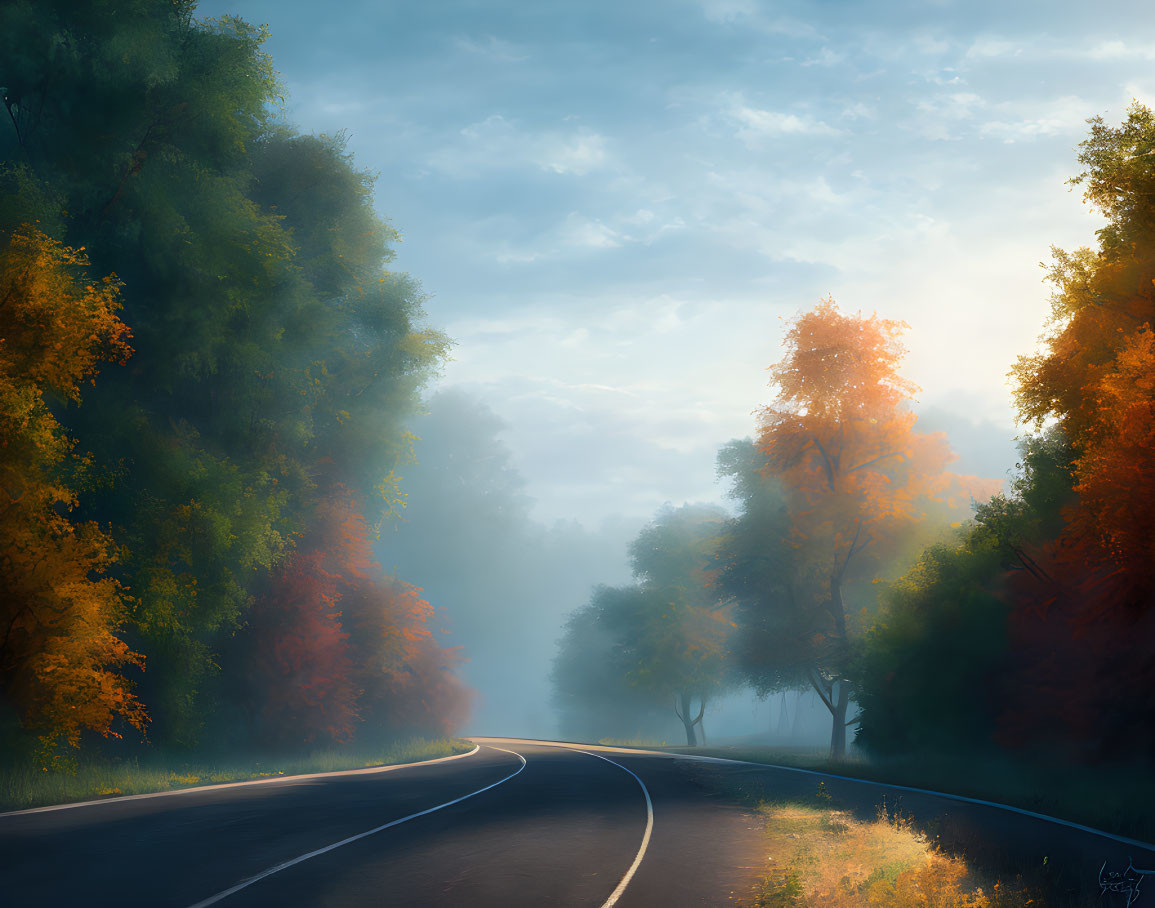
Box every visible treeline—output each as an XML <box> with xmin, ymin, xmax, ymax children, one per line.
<box><xmin>0</xmin><ymin>0</ymin><xmax>468</xmax><ymax>767</ymax></box>
<box><xmin>555</xmin><ymin>104</ymin><xmax>1155</xmax><ymax>769</ymax></box>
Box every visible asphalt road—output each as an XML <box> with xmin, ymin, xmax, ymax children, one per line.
<box><xmin>4</xmin><ymin>738</ymin><xmax>1154</xmax><ymax>907</ymax></box>
<box><xmin>1</xmin><ymin>739</ymin><xmax>764</xmax><ymax>907</ymax></box>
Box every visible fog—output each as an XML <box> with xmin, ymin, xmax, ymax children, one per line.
<box><xmin>376</xmin><ymin>389</ymin><xmax>642</xmax><ymax>738</ymax></box>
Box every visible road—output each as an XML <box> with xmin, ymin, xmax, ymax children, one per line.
<box><xmin>1</xmin><ymin>739</ymin><xmax>764</xmax><ymax>907</ymax></box>
<box><xmin>4</xmin><ymin>738</ymin><xmax>1154</xmax><ymax>907</ymax></box>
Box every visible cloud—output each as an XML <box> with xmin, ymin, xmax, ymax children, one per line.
<box><xmin>560</xmin><ymin>212</ymin><xmax>622</xmax><ymax>249</ymax></box>
<box><xmin>451</xmin><ymin>34</ymin><xmax>528</xmax><ymax>63</ymax></box>
<box><xmin>801</xmin><ymin>47</ymin><xmax>844</xmax><ymax>67</ymax></box>
<box><xmin>537</xmin><ymin>133</ymin><xmax>609</xmax><ymax>175</ymax></box>
<box><xmin>1082</xmin><ymin>40</ymin><xmax>1155</xmax><ymax>61</ymax></box>
<box><xmin>979</xmin><ymin>95</ymin><xmax>1093</xmax><ymax>142</ymax></box>
<box><xmin>965</xmin><ymin>36</ymin><xmax>1024</xmax><ymax>59</ymax></box>
<box><xmin>480</xmin><ymin>206</ymin><xmax>688</xmax><ymax>266</ymax></box>
<box><xmin>723</xmin><ymin>96</ymin><xmax>840</xmax><ymax>145</ymax></box>
<box><xmin>429</xmin><ymin>115</ymin><xmax>612</xmax><ymax>178</ymax></box>
<box><xmin>697</xmin><ymin>0</ymin><xmax>759</xmax><ymax>24</ymax></box>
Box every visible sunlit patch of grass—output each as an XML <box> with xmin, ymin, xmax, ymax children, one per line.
<box><xmin>0</xmin><ymin>737</ymin><xmax>473</xmax><ymax>812</ymax></box>
<box><xmin>752</xmin><ymin>796</ymin><xmax>1036</xmax><ymax>907</ymax></box>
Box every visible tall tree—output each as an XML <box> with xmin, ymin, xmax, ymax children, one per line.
<box><xmin>750</xmin><ymin>299</ymin><xmax>998</xmax><ymax>756</ymax></box>
<box><xmin>1008</xmin><ymin>103</ymin><xmax>1155</xmax><ymax>758</ymax></box>
<box><xmin>0</xmin><ymin>1</ymin><xmax>449</xmax><ymax>748</ymax></box>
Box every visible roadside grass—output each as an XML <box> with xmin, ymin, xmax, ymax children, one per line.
<box><xmin>0</xmin><ymin>737</ymin><xmax>473</xmax><ymax>812</ymax></box>
<box><xmin>642</xmin><ymin>744</ymin><xmax>1155</xmax><ymax>846</ymax></box>
<box><xmin>750</xmin><ymin>795</ymin><xmax>1038</xmax><ymax>907</ymax></box>
<box><xmin>598</xmin><ymin>735</ymin><xmax>669</xmax><ymax>747</ymax></box>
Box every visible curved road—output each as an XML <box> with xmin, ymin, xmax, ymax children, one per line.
<box><xmin>4</xmin><ymin>737</ymin><xmax>1153</xmax><ymax>906</ymax></box>
<box><xmin>1</xmin><ymin>739</ymin><xmax>764</xmax><ymax>907</ymax></box>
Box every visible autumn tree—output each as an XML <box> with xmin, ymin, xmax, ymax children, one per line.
<box><xmin>1007</xmin><ymin>103</ymin><xmax>1155</xmax><ymax>758</ymax></box>
<box><xmin>0</xmin><ymin>227</ymin><xmax>147</xmax><ymax>760</ymax></box>
<box><xmin>239</xmin><ymin>492</ymin><xmax>469</xmax><ymax>748</ymax></box>
<box><xmin>745</xmin><ymin>299</ymin><xmax>998</xmax><ymax>757</ymax></box>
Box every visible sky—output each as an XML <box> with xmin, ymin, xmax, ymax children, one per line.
<box><xmin>197</xmin><ymin>0</ymin><xmax>1148</xmax><ymax>527</ymax></box>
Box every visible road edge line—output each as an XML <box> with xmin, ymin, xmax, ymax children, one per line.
<box><xmin>0</xmin><ymin>745</ymin><xmax>482</xmax><ymax>819</ymax></box>
<box><xmin>577</xmin><ymin>749</ymin><xmax>654</xmax><ymax>908</ymax></box>
<box><xmin>648</xmin><ymin>751</ymin><xmax>1155</xmax><ymax>854</ymax></box>
<box><xmin>498</xmin><ymin>734</ymin><xmax>1155</xmax><ymax>854</ymax></box>
<box><xmin>185</xmin><ymin>745</ymin><xmax>528</xmax><ymax>908</ymax></box>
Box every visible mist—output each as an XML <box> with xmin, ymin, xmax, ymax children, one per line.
<box><xmin>376</xmin><ymin>389</ymin><xmax>641</xmax><ymax>738</ymax></box>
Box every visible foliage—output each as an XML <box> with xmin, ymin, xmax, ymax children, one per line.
<box><xmin>0</xmin><ymin>227</ymin><xmax>146</xmax><ymax>759</ymax></box>
<box><xmin>1003</xmin><ymin>102</ymin><xmax>1155</xmax><ymax>760</ymax></box>
<box><xmin>727</xmin><ymin>299</ymin><xmax>998</xmax><ymax>756</ymax></box>
<box><xmin>0</xmin><ymin>0</ymin><xmax>461</xmax><ymax>763</ymax></box>
<box><xmin>240</xmin><ymin>492</ymin><xmax>469</xmax><ymax>748</ymax></box>
<box><xmin>854</xmin><ymin>431</ymin><xmax>1073</xmax><ymax>756</ymax></box>
<box><xmin>553</xmin><ymin>504</ymin><xmax>733</xmax><ymax>745</ymax></box>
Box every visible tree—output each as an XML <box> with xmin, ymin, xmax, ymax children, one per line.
<box><xmin>628</xmin><ymin>504</ymin><xmax>733</xmax><ymax>744</ymax></box>
<box><xmin>0</xmin><ymin>227</ymin><xmax>147</xmax><ymax>760</ymax></box>
<box><xmin>716</xmin><ymin>439</ymin><xmax>800</xmax><ymax>695</ymax></box>
<box><xmin>241</xmin><ymin>491</ymin><xmax>470</xmax><ymax>748</ymax></box>
<box><xmin>552</xmin><ymin>504</ymin><xmax>733</xmax><ymax>746</ymax></box>
<box><xmin>1007</xmin><ymin>103</ymin><xmax>1155</xmax><ymax>759</ymax></box>
<box><xmin>749</xmin><ymin>299</ymin><xmax>998</xmax><ymax>756</ymax></box>
<box><xmin>1</xmin><ymin>1</ymin><xmax>449</xmax><ymax>749</ymax></box>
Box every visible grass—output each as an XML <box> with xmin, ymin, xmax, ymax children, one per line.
<box><xmin>637</xmin><ymin>743</ymin><xmax>1155</xmax><ymax>845</ymax></box>
<box><xmin>750</xmin><ymin>795</ymin><xmax>1038</xmax><ymax>907</ymax></box>
<box><xmin>0</xmin><ymin>737</ymin><xmax>473</xmax><ymax>813</ymax></box>
<box><xmin>597</xmin><ymin>735</ymin><xmax>669</xmax><ymax>747</ymax></box>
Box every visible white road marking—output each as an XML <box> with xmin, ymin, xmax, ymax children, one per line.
<box><xmin>577</xmin><ymin>750</ymin><xmax>654</xmax><ymax>908</ymax></box>
<box><xmin>0</xmin><ymin>745</ymin><xmax>483</xmax><ymax>819</ymax></box>
<box><xmin>185</xmin><ymin>746</ymin><xmax>527</xmax><ymax>908</ymax></box>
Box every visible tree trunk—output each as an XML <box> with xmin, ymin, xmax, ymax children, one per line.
<box><xmin>825</xmin><ymin>551</ymin><xmax>852</xmax><ymax>758</ymax></box>
<box><xmin>674</xmin><ymin>690</ymin><xmax>705</xmax><ymax>746</ymax></box>
<box><xmin>829</xmin><ymin>681</ymin><xmax>849</xmax><ymax>759</ymax></box>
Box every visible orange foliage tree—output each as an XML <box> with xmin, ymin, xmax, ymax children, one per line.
<box><xmin>343</xmin><ymin>576</ymin><xmax>471</xmax><ymax>741</ymax></box>
<box><xmin>0</xmin><ymin>227</ymin><xmax>147</xmax><ymax>760</ymax></box>
<box><xmin>244</xmin><ymin>491</ymin><xmax>469</xmax><ymax>747</ymax></box>
<box><xmin>757</xmin><ymin>299</ymin><xmax>999</xmax><ymax>756</ymax></box>
<box><xmin>1008</xmin><ymin>104</ymin><xmax>1155</xmax><ymax>757</ymax></box>
<box><xmin>245</xmin><ymin>549</ymin><xmax>359</xmax><ymax>746</ymax></box>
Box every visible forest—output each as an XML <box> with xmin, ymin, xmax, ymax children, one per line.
<box><xmin>0</xmin><ymin>0</ymin><xmax>468</xmax><ymax>774</ymax></box>
<box><xmin>3</xmin><ymin>0</ymin><xmax>1154</xmax><ymax>846</ymax></box>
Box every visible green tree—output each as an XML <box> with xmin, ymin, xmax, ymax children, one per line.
<box><xmin>0</xmin><ymin>1</ymin><xmax>449</xmax><ymax>750</ymax></box>
<box><xmin>553</xmin><ymin>504</ymin><xmax>733</xmax><ymax>745</ymax></box>
<box><xmin>854</xmin><ymin>430</ymin><xmax>1075</xmax><ymax>755</ymax></box>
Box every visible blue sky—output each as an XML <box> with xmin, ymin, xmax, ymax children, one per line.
<box><xmin>199</xmin><ymin>0</ymin><xmax>1152</xmax><ymax>526</ymax></box>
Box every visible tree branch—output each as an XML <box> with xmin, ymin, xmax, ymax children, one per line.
<box><xmin>2</xmin><ymin>96</ymin><xmax>22</xmax><ymax>148</ymax></box>
<box><xmin>809</xmin><ymin>669</ymin><xmax>834</xmax><ymax>714</ymax></box>
<box><xmin>849</xmin><ymin>450</ymin><xmax>907</xmax><ymax>473</ymax></box>
<box><xmin>811</xmin><ymin>434</ymin><xmax>837</xmax><ymax>492</ymax></box>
